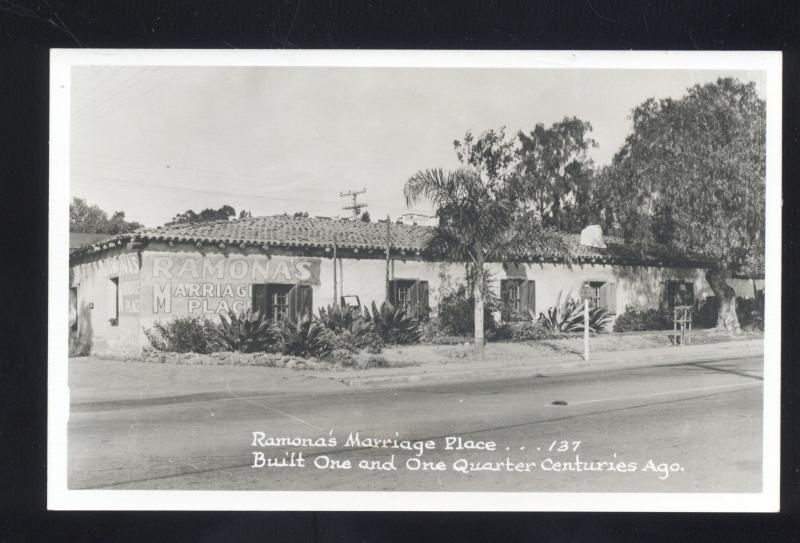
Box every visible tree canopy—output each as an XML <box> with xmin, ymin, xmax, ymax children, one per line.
<box><xmin>406</xmin><ymin>130</ymin><xmax>572</xmax><ymax>344</ymax></box>
<box><xmin>601</xmin><ymin>77</ymin><xmax>766</xmax><ymax>277</ymax></box>
<box><xmin>70</xmin><ymin>198</ymin><xmax>143</xmax><ymax>234</ymax></box>
<box><xmin>168</xmin><ymin>205</ymin><xmax>238</xmax><ymax>225</ymax></box>
<box><xmin>515</xmin><ymin>117</ymin><xmax>598</xmax><ymax>232</ymax></box>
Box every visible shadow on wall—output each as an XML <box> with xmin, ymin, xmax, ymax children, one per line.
<box><xmin>69</xmin><ymin>301</ymin><xmax>93</xmax><ymax>356</ymax></box>
<box><xmin>610</xmin><ymin>265</ymin><xmax>709</xmax><ymax>312</ymax></box>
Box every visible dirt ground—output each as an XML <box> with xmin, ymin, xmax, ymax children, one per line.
<box><xmin>379</xmin><ymin>327</ymin><xmax>763</xmax><ymax>365</ymax></box>
<box><xmin>70</xmin><ymin>328</ymin><xmax>762</xmax><ymax>405</ymax></box>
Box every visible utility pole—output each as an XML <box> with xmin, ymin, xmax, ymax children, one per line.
<box><xmin>385</xmin><ymin>215</ymin><xmax>391</xmax><ymax>302</ymax></box>
<box><xmin>339</xmin><ymin>188</ymin><xmax>368</xmax><ymax>220</ymax></box>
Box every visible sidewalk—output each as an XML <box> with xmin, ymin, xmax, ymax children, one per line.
<box><xmin>344</xmin><ymin>338</ymin><xmax>764</xmax><ymax>388</ymax></box>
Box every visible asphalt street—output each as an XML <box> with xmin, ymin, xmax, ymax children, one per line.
<box><xmin>68</xmin><ymin>356</ymin><xmax>763</xmax><ymax>492</ymax></box>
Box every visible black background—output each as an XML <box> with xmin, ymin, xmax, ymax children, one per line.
<box><xmin>1</xmin><ymin>1</ymin><xmax>798</xmax><ymax>541</ymax></box>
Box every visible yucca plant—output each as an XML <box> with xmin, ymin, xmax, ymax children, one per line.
<box><xmin>215</xmin><ymin>309</ymin><xmax>278</xmax><ymax>353</ymax></box>
<box><xmin>538</xmin><ymin>290</ymin><xmax>612</xmax><ymax>333</ymax></box>
<box><xmin>276</xmin><ymin>314</ymin><xmax>336</xmax><ymax>358</ymax></box>
<box><xmin>363</xmin><ymin>301</ymin><xmax>422</xmax><ymax>345</ymax></box>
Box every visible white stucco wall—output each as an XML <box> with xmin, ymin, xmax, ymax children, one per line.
<box><xmin>72</xmin><ymin>245</ymin><xmax>717</xmax><ymax>354</ymax></box>
<box><xmin>727</xmin><ymin>277</ymin><xmax>765</xmax><ymax>299</ymax></box>
<box><xmin>69</xmin><ymin>249</ymin><xmax>142</xmax><ymax>354</ymax></box>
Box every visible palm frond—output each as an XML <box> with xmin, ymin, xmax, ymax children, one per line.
<box><xmin>404</xmin><ymin>168</ymin><xmax>455</xmax><ymax>208</ymax></box>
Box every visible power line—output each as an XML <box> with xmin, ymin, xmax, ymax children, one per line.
<box><xmin>74</xmin><ymin>174</ymin><xmax>417</xmax><ymax>215</ymax></box>
<box><xmin>71</xmin><ymin>66</ymin><xmax>158</xmax><ymax>120</ymax></box>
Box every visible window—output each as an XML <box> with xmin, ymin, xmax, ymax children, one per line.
<box><xmin>587</xmin><ymin>282</ymin><xmax>603</xmax><ymax>310</ymax></box>
<box><xmin>667</xmin><ymin>281</ymin><xmax>694</xmax><ymax>309</ymax></box>
<box><xmin>109</xmin><ymin>277</ymin><xmax>119</xmax><ymax>326</ymax></box>
<box><xmin>252</xmin><ymin>284</ymin><xmax>313</xmax><ymax>321</ymax></box>
<box><xmin>500</xmin><ymin>279</ymin><xmax>535</xmax><ymax>320</ymax></box>
<box><xmin>269</xmin><ymin>285</ymin><xmax>291</xmax><ymax>320</ymax></box>
<box><xmin>397</xmin><ymin>282</ymin><xmax>413</xmax><ymax>308</ymax></box>
<box><xmin>502</xmin><ymin>280</ymin><xmax>522</xmax><ymax>312</ymax></box>
<box><xmin>388</xmin><ymin>279</ymin><xmax>429</xmax><ymax>318</ymax></box>
<box><xmin>582</xmin><ymin>281</ymin><xmax>617</xmax><ymax>314</ymax></box>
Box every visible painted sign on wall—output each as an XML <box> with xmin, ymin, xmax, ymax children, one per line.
<box><xmin>71</xmin><ymin>253</ymin><xmax>140</xmax><ymax>286</ymax></box>
<box><xmin>119</xmin><ymin>276</ymin><xmax>141</xmax><ymax>315</ymax></box>
<box><xmin>148</xmin><ymin>254</ymin><xmax>321</xmax><ymax>315</ymax></box>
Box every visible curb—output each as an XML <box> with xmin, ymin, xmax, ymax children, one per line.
<box><xmin>342</xmin><ymin>339</ymin><xmax>764</xmax><ymax>388</ymax></box>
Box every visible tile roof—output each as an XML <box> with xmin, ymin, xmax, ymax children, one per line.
<box><xmin>69</xmin><ymin>214</ymin><xmax>712</xmax><ymax>267</ymax></box>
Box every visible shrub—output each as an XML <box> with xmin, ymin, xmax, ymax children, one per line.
<box><xmin>508</xmin><ymin>320</ymin><xmax>562</xmax><ymax>341</ymax></box>
<box><xmin>437</xmin><ymin>283</ymin><xmax>496</xmax><ymax>336</ymax></box>
<box><xmin>420</xmin><ymin>317</ymin><xmax>443</xmax><ymax>342</ymax></box>
<box><xmin>330</xmin><ymin>348</ymin><xmax>355</xmax><ymax>366</ymax></box>
<box><xmin>276</xmin><ymin>314</ymin><xmax>336</xmax><ymax>358</ymax></box>
<box><xmin>357</xmin><ymin>355</ymin><xmax>389</xmax><ymax>369</ymax></box>
<box><xmin>538</xmin><ymin>291</ymin><xmax>612</xmax><ymax>333</ymax></box>
<box><xmin>360</xmin><ymin>330</ymin><xmax>385</xmax><ymax>354</ymax></box>
<box><xmin>736</xmin><ymin>295</ymin><xmax>764</xmax><ymax>330</ymax></box>
<box><xmin>216</xmin><ymin>309</ymin><xmax>279</xmax><ymax>353</ymax></box>
<box><xmin>693</xmin><ymin>296</ymin><xmax>719</xmax><ymax>329</ymax></box>
<box><xmin>362</xmin><ymin>301</ymin><xmax>422</xmax><ymax>345</ymax></box>
<box><xmin>143</xmin><ymin>315</ymin><xmax>223</xmax><ymax>354</ymax></box>
<box><xmin>486</xmin><ymin>323</ymin><xmax>513</xmax><ymax>341</ymax></box>
<box><xmin>613</xmin><ymin>306</ymin><xmax>672</xmax><ymax>333</ymax></box>
<box><xmin>331</xmin><ymin>330</ymin><xmax>360</xmax><ymax>352</ymax></box>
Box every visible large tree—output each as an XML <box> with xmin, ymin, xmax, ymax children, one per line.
<box><xmin>604</xmin><ymin>78</ymin><xmax>766</xmax><ymax>332</ymax></box>
<box><xmin>406</xmin><ymin>129</ymin><xmax>570</xmax><ymax>345</ymax></box>
<box><xmin>515</xmin><ymin>117</ymin><xmax>598</xmax><ymax>232</ymax></box>
<box><xmin>70</xmin><ymin>198</ymin><xmax>143</xmax><ymax>234</ymax></box>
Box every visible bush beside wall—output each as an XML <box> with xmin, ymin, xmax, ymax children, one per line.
<box><xmin>613</xmin><ymin>306</ymin><xmax>672</xmax><ymax>333</ymax></box>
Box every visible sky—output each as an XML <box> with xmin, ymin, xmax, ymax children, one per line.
<box><xmin>70</xmin><ymin>65</ymin><xmax>766</xmax><ymax>228</ymax></box>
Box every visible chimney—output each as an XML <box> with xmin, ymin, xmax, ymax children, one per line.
<box><xmin>580</xmin><ymin>224</ymin><xmax>607</xmax><ymax>249</ymax></box>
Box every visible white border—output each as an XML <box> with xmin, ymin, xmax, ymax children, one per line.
<box><xmin>48</xmin><ymin>49</ymin><xmax>782</xmax><ymax>512</ymax></box>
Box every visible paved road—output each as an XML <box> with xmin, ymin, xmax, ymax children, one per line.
<box><xmin>68</xmin><ymin>356</ymin><xmax>763</xmax><ymax>492</ymax></box>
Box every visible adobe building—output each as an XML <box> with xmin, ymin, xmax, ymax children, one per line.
<box><xmin>68</xmin><ymin>214</ymin><xmax>739</xmax><ymax>355</ymax></box>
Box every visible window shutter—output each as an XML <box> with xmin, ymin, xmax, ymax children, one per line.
<box><xmin>526</xmin><ymin>280</ymin><xmax>536</xmax><ymax>315</ymax></box>
<box><xmin>287</xmin><ymin>284</ymin><xmax>299</xmax><ymax>322</ymax></box>
<box><xmin>298</xmin><ymin>285</ymin><xmax>313</xmax><ymax>318</ymax></box>
<box><xmin>409</xmin><ymin>281</ymin><xmax>420</xmax><ymax>308</ymax></box>
<box><xmin>660</xmin><ymin>280</ymin><xmax>669</xmax><ymax>311</ymax></box>
<box><xmin>598</xmin><ymin>282</ymin><xmax>608</xmax><ymax>310</ymax></box>
<box><xmin>604</xmin><ymin>283</ymin><xmax>617</xmax><ymax>314</ymax></box>
<box><xmin>418</xmin><ymin>281</ymin><xmax>429</xmax><ymax>319</ymax></box>
<box><xmin>252</xmin><ymin>285</ymin><xmax>268</xmax><ymax>318</ymax></box>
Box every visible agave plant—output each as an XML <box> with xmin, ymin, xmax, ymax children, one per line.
<box><xmin>363</xmin><ymin>301</ymin><xmax>422</xmax><ymax>345</ymax></box>
<box><xmin>215</xmin><ymin>309</ymin><xmax>277</xmax><ymax>353</ymax></box>
<box><xmin>538</xmin><ymin>290</ymin><xmax>612</xmax><ymax>333</ymax></box>
<box><xmin>276</xmin><ymin>314</ymin><xmax>336</xmax><ymax>358</ymax></box>
<box><xmin>316</xmin><ymin>304</ymin><xmax>361</xmax><ymax>334</ymax></box>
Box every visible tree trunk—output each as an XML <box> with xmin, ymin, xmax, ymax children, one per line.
<box><xmin>705</xmin><ymin>268</ymin><xmax>741</xmax><ymax>334</ymax></box>
<box><xmin>473</xmin><ymin>253</ymin><xmax>485</xmax><ymax>347</ymax></box>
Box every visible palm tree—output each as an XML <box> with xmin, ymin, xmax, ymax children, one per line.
<box><xmin>404</xmin><ymin>167</ymin><xmax>572</xmax><ymax>345</ymax></box>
